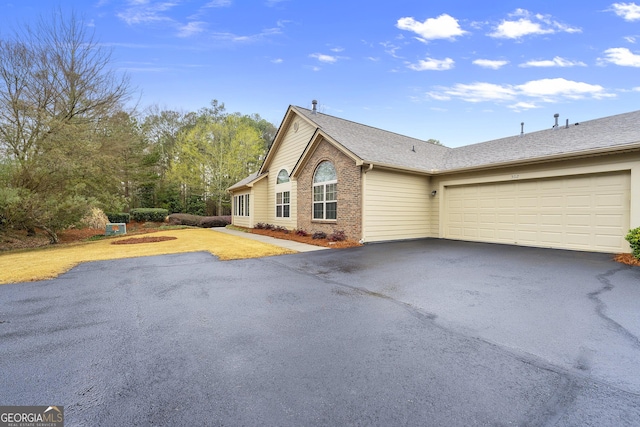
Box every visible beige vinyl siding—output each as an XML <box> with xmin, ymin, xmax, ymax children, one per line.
<box><xmin>443</xmin><ymin>172</ymin><xmax>630</xmax><ymax>253</ymax></box>
<box><xmin>252</xmin><ymin>178</ymin><xmax>269</xmax><ymax>226</ymax></box>
<box><xmin>363</xmin><ymin>169</ymin><xmax>431</xmax><ymax>242</ymax></box>
<box><xmin>266</xmin><ymin>119</ymin><xmax>314</xmax><ymax>229</ymax></box>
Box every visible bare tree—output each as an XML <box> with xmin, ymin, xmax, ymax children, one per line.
<box><xmin>0</xmin><ymin>10</ymin><xmax>132</xmax><ymax>242</ymax></box>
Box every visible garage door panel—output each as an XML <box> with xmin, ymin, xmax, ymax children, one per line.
<box><xmin>596</xmin><ymin>194</ymin><xmax>625</xmax><ymax>208</ymax></box>
<box><xmin>540</xmin><ymin>196</ymin><xmax>564</xmax><ymax>208</ymax></box>
<box><xmin>518</xmin><ymin>197</ymin><xmax>538</xmax><ymax>208</ymax></box>
<box><xmin>540</xmin><ymin>213</ymin><xmax>563</xmax><ymax>226</ymax></box>
<box><xmin>444</xmin><ymin>172</ymin><xmax>630</xmax><ymax>253</ymax></box>
<box><xmin>497</xmin><ymin>213</ymin><xmax>516</xmax><ymax>224</ymax></box>
<box><xmin>566</xmin><ymin>195</ymin><xmax>591</xmax><ymax>208</ymax></box>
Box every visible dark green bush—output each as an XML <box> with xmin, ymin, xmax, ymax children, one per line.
<box><xmin>312</xmin><ymin>231</ymin><xmax>327</xmax><ymax>240</ymax></box>
<box><xmin>625</xmin><ymin>226</ymin><xmax>640</xmax><ymax>259</ymax></box>
<box><xmin>167</xmin><ymin>214</ymin><xmax>230</xmax><ymax>228</ymax></box>
<box><xmin>105</xmin><ymin>212</ymin><xmax>130</xmax><ymax>223</ymax></box>
<box><xmin>130</xmin><ymin>208</ymin><xmax>168</xmax><ymax>222</ymax></box>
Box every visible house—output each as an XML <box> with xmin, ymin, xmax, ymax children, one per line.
<box><xmin>229</xmin><ymin>101</ymin><xmax>640</xmax><ymax>253</ymax></box>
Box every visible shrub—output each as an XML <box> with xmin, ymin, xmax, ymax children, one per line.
<box><xmin>168</xmin><ymin>214</ymin><xmax>230</xmax><ymax>228</ymax></box>
<box><xmin>625</xmin><ymin>226</ymin><xmax>640</xmax><ymax>259</ymax></box>
<box><xmin>105</xmin><ymin>212</ymin><xmax>130</xmax><ymax>224</ymax></box>
<box><xmin>80</xmin><ymin>207</ymin><xmax>109</xmax><ymax>229</ymax></box>
<box><xmin>294</xmin><ymin>229</ymin><xmax>309</xmax><ymax>237</ymax></box>
<box><xmin>312</xmin><ymin>231</ymin><xmax>327</xmax><ymax>240</ymax></box>
<box><xmin>199</xmin><ymin>216</ymin><xmax>231</xmax><ymax>228</ymax></box>
<box><xmin>328</xmin><ymin>230</ymin><xmax>347</xmax><ymax>242</ymax></box>
<box><xmin>254</xmin><ymin>223</ymin><xmax>267</xmax><ymax>229</ymax></box>
<box><xmin>130</xmin><ymin>208</ymin><xmax>168</xmax><ymax>222</ymax></box>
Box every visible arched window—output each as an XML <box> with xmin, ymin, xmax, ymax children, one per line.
<box><xmin>277</xmin><ymin>169</ymin><xmax>290</xmax><ymax>184</ymax></box>
<box><xmin>313</xmin><ymin>161</ymin><xmax>337</xmax><ymax>220</ymax></box>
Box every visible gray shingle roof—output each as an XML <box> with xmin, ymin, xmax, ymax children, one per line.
<box><xmin>442</xmin><ymin>109</ymin><xmax>640</xmax><ymax>171</ymax></box>
<box><xmin>227</xmin><ymin>172</ymin><xmax>265</xmax><ymax>191</ymax></box>
<box><xmin>293</xmin><ymin>106</ymin><xmax>450</xmax><ymax>171</ymax></box>
<box><xmin>231</xmin><ymin>107</ymin><xmax>640</xmax><ymax>190</ymax></box>
<box><xmin>294</xmin><ymin>107</ymin><xmax>640</xmax><ymax>173</ymax></box>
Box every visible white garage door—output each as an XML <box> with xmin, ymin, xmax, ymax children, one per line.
<box><xmin>443</xmin><ymin>172</ymin><xmax>630</xmax><ymax>253</ymax></box>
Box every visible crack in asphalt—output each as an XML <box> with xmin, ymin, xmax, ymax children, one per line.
<box><xmin>589</xmin><ymin>266</ymin><xmax>640</xmax><ymax>349</ymax></box>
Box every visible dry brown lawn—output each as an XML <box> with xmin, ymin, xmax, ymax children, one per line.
<box><xmin>0</xmin><ymin>228</ymin><xmax>295</xmax><ymax>284</ymax></box>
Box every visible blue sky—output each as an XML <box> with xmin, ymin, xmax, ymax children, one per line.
<box><xmin>2</xmin><ymin>1</ymin><xmax>640</xmax><ymax>147</ymax></box>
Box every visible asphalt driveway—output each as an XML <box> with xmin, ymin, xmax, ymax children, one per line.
<box><xmin>1</xmin><ymin>239</ymin><xmax>639</xmax><ymax>426</ymax></box>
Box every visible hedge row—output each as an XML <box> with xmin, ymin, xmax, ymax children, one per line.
<box><xmin>105</xmin><ymin>212</ymin><xmax>131</xmax><ymax>224</ymax></box>
<box><xmin>167</xmin><ymin>214</ymin><xmax>231</xmax><ymax>228</ymax></box>
<box><xmin>130</xmin><ymin>208</ymin><xmax>168</xmax><ymax>222</ymax></box>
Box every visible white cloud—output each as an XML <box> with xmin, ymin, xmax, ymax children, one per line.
<box><xmin>117</xmin><ymin>1</ymin><xmax>179</xmax><ymax>25</ymax></box>
<box><xmin>473</xmin><ymin>59</ymin><xmax>509</xmax><ymax>69</ymax></box>
<box><xmin>271</xmin><ymin>58</ymin><xmax>283</xmax><ymax>64</ymax></box>
<box><xmin>599</xmin><ymin>47</ymin><xmax>640</xmax><ymax>66</ymax></box>
<box><xmin>516</xmin><ymin>78</ymin><xmax>611</xmax><ymax>100</ymax></box>
<box><xmin>213</xmin><ymin>27</ymin><xmax>282</xmax><ymax>43</ymax></box>
<box><xmin>519</xmin><ymin>56</ymin><xmax>586</xmax><ymax>67</ymax></box>
<box><xmin>508</xmin><ymin>102</ymin><xmax>540</xmax><ymax>111</ymax></box>
<box><xmin>610</xmin><ymin>2</ymin><xmax>640</xmax><ymax>21</ymax></box>
<box><xmin>489</xmin><ymin>9</ymin><xmax>581</xmax><ymax>39</ymax></box>
<box><xmin>205</xmin><ymin>0</ymin><xmax>232</xmax><ymax>7</ymax></box>
<box><xmin>396</xmin><ymin>14</ymin><xmax>468</xmax><ymax>42</ymax></box>
<box><xmin>407</xmin><ymin>57</ymin><xmax>454</xmax><ymax>71</ymax></box>
<box><xmin>177</xmin><ymin>21</ymin><xmax>206</xmax><ymax>37</ymax></box>
<box><xmin>440</xmin><ymin>82</ymin><xmax>517</xmax><ymax>102</ymax></box>
<box><xmin>624</xmin><ymin>36</ymin><xmax>637</xmax><ymax>43</ymax></box>
<box><xmin>427</xmin><ymin>78</ymin><xmax>614</xmax><ymax>106</ymax></box>
<box><xmin>380</xmin><ymin>41</ymin><xmax>402</xmax><ymax>58</ymax></box>
<box><xmin>310</xmin><ymin>53</ymin><xmax>338</xmax><ymax>63</ymax></box>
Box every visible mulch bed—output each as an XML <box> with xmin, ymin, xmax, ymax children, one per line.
<box><xmin>111</xmin><ymin>236</ymin><xmax>177</xmax><ymax>245</ymax></box>
<box><xmin>613</xmin><ymin>253</ymin><xmax>640</xmax><ymax>267</ymax></box>
<box><xmin>247</xmin><ymin>228</ymin><xmax>362</xmax><ymax>249</ymax></box>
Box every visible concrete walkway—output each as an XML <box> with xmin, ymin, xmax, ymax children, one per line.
<box><xmin>211</xmin><ymin>227</ymin><xmax>327</xmax><ymax>252</ymax></box>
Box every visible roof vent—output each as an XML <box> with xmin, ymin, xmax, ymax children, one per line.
<box><xmin>565</xmin><ymin>119</ymin><xmax>569</xmax><ymax>129</ymax></box>
<box><xmin>553</xmin><ymin>113</ymin><xmax>559</xmax><ymax>130</ymax></box>
<box><xmin>520</xmin><ymin>122</ymin><xmax>524</xmax><ymax>137</ymax></box>
<box><xmin>312</xmin><ymin>100</ymin><xmax>318</xmax><ymax>114</ymax></box>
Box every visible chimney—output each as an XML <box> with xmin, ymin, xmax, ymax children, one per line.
<box><xmin>520</xmin><ymin>122</ymin><xmax>524</xmax><ymax>137</ymax></box>
<box><xmin>312</xmin><ymin>100</ymin><xmax>318</xmax><ymax>114</ymax></box>
<box><xmin>553</xmin><ymin>113</ymin><xmax>559</xmax><ymax>130</ymax></box>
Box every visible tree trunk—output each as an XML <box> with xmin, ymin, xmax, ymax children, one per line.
<box><xmin>39</xmin><ymin>226</ymin><xmax>59</xmax><ymax>244</ymax></box>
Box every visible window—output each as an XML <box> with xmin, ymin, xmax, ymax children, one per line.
<box><xmin>313</xmin><ymin>161</ymin><xmax>337</xmax><ymax>220</ymax></box>
<box><xmin>277</xmin><ymin>169</ymin><xmax>290</xmax><ymax>184</ymax></box>
<box><xmin>276</xmin><ymin>191</ymin><xmax>290</xmax><ymax>218</ymax></box>
<box><xmin>234</xmin><ymin>194</ymin><xmax>250</xmax><ymax>217</ymax></box>
<box><xmin>275</xmin><ymin>169</ymin><xmax>290</xmax><ymax>218</ymax></box>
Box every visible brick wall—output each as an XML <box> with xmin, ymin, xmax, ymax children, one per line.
<box><xmin>297</xmin><ymin>139</ymin><xmax>362</xmax><ymax>241</ymax></box>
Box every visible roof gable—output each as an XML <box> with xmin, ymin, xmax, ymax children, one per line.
<box><xmin>292</xmin><ymin>106</ymin><xmax>449</xmax><ymax>172</ymax></box>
